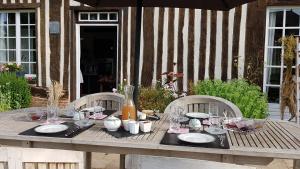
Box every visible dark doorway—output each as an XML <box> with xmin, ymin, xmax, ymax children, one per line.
<box><xmin>80</xmin><ymin>26</ymin><xmax>117</xmax><ymax>96</ymax></box>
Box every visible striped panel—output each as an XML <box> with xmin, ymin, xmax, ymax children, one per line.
<box><xmin>141</xmin><ymin>7</ymin><xmax>154</xmax><ymax>86</ymax></box>
<box><xmin>209</xmin><ymin>11</ymin><xmax>216</xmax><ymax>80</ymax></box>
<box><xmin>130</xmin><ymin>7</ymin><xmax>136</xmax><ymax>84</ymax></box>
<box><xmin>238</xmin><ymin>4</ymin><xmax>248</xmax><ymax>79</ymax></box>
<box><xmin>63</xmin><ymin>0</ymin><xmax>70</xmax><ymax>90</ymax></box>
<box><xmin>120</xmin><ymin>10</ymin><xmax>124</xmax><ymax>84</ymax></box>
<box><xmin>138</xmin><ymin>7</ymin><xmax>144</xmax><ymax>85</ymax></box>
<box><xmin>126</xmin><ymin>7</ymin><xmax>131</xmax><ymax>83</ymax></box>
<box><xmin>187</xmin><ymin>9</ymin><xmax>194</xmax><ymax>89</ymax></box>
<box><xmin>40</xmin><ymin>0</ymin><xmax>46</xmax><ymax>86</ymax></box>
<box><xmin>117</xmin><ymin>5</ymin><xmax>250</xmax><ymax>94</ymax></box>
<box><xmin>122</xmin><ymin>8</ymin><xmax>128</xmax><ymax>84</ymax></box>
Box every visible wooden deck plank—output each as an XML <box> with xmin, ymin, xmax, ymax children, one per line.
<box><xmin>257</xmin><ymin>131</ymin><xmax>276</xmax><ymax>148</ymax></box>
<box><xmin>37</xmin><ymin>163</ymin><xmax>47</xmax><ymax>169</ymax></box>
<box><xmin>245</xmin><ymin>134</ymin><xmax>257</xmax><ymax>147</ymax></box>
<box><xmin>228</xmin><ymin>131</ymin><xmax>238</xmax><ymax>147</ymax></box>
<box><xmin>252</xmin><ymin>132</ymin><xmax>268</xmax><ymax>148</ymax></box>
<box><xmin>276</xmin><ymin>122</ymin><xmax>300</xmax><ymax>148</ymax></box>
<box><xmin>234</xmin><ymin>133</ymin><xmax>246</xmax><ymax>147</ymax></box>
<box><xmin>267</xmin><ymin>121</ymin><xmax>298</xmax><ymax>149</ymax></box>
<box><xmin>239</xmin><ymin>133</ymin><xmax>251</xmax><ymax>147</ymax></box>
<box><xmin>266</xmin><ymin>122</ymin><xmax>292</xmax><ymax>149</ymax></box>
<box><xmin>24</xmin><ymin>163</ymin><xmax>36</xmax><ymax>169</ymax></box>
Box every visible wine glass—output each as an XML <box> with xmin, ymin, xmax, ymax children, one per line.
<box><xmin>206</xmin><ymin>102</ymin><xmax>226</xmax><ymax>135</ymax></box>
<box><xmin>169</xmin><ymin>105</ymin><xmax>181</xmax><ymax>131</ymax></box>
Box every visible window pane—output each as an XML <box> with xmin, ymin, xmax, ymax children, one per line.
<box><xmin>8</xmin><ymin>13</ymin><xmax>15</xmax><ymax>24</ymax></box>
<box><xmin>285</xmin><ymin>29</ymin><xmax>300</xmax><ymax>36</ymax></box>
<box><xmin>30</xmin><ymin>51</ymin><xmax>36</xmax><ymax>62</ymax></box>
<box><xmin>21</xmin><ymin>38</ymin><xmax>29</xmax><ymax>49</ymax></box>
<box><xmin>8</xmin><ymin>26</ymin><xmax>15</xmax><ymax>37</ymax></box>
<box><xmin>109</xmin><ymin>13</ymin><xmax>117</xmax><ymax>20</ymax></box>
<box><xmin>80</xmin><ymin>13</ymin><xmax>88</xmax><ymax>20</ymax></box>
<box><xmin>269</xmin><ymin>10</ymin><xmax>283</xmax><ymax>27</ymax></box>
<box><xmin>21</xmin><ymin>63</ymin><xmax>29</xmax><ymax>74</ymax></box>
<box><xmin>29</xmin><ymin>13</ymin><xmax>35</xmax><ymax>24</ymax></box>
<box><xmin>267</xmin><ymin>48</ymin><xmax>281</xmax><ymax>66</ymax></box>
<box><xmin>30</xmin><ymin>63</ymin><xmax>36</xmax><ymax>74</ymax></box>
<box><xmin>268</xmin><ymin>29</ymin><xmax>282</xmax><ymax>46</ymax></box>
<box><xmin>99</xmin><ymin>13</ymin><xmax>108</xmax><ymax>20</ymax></box>
<box><xmin>20</xmin><ymin>13</ymin><xmax>28</xmax><ymax>24</ymax></box>
<box><xmin>90</xmin><ymin>13</ymin><xmax>98</xmax><ymax>20</ymax></box>
<box><xmin>0</xmin><ymin>38</ymin><xmax>7</xmax><ymax>49</ymax></box>
<box><xmin>21</xmin><ymin>26</ymin><xmax>28</xmax><ymax>37</ymax></box>
<box><xmin>8</xmin><ymin>38</ymin><xmax>16</xmax><ymax>49</ymax></box>
<box><xmin>29</xmin><ymin>26</ymin><xmax>35</xmax><ymax>36</ymax></box>
<box><xmin>266</xmin><ymin>87</ymin><xmax>280</xmax><ymax>103</ymax></box>
<box><xmin>30</xmin><ymin>38</ymin><xmax>36</xmax><ymax>49</ymax></box>
<box><xmin>285</xmin><ymin>9</ymin><xmax>300</xmax><ymax>27</ymax></box>
<box><xmin>8</xmin><ymin>50</ymin><xmax>16</xmax><ymax>62</ymax></box>
<box><xmin>0</xmin><ymin>50</ymin><xmax>7</xmax><ymax>62</ymax></box>
<box><xmin>0</xmin><ymin>26</ymin><xmax>7</xmax><ymax>37</ymax></box>
<box><xmin>0</xmin><ymin>13</ymin><xmax>7</xmax><ymax>25</ymax></box>
<box><xmin>266</xmin><ymin>68</ymin><xmax>281</xmax><ymax>85</ymax></box>
<box><xmin>21</xmin><ymin>51</ymin><xmax>29</xmax><ymax>62</ymax></box>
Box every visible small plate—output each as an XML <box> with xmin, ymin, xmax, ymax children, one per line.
<box><xmin>177</xmin><ymin>133</ymin><xmax>215</xmax><ymax>144</ymax></box>
<box><xmin>81</xmin><ymin>106</ymin><xmax>105</xmax><ymax>112</ymax></box>
<box><xmin>205</xmin><ymin>127</ymin><xmax>227</xmax><ymax>135</ymax></box>
<box><xmin>75</xmin><ymin>120</ymin><xmax>94</xmax><ymax>128</ymax></box>
<box><xmin>185</xmin><ymin>112</ymin><xmax>209</xmax><ymax>119</ymax></box>
<box><xmin>35</xmin><ymin>124</ymin><xmax>69</xmax><ymax>134</ymax></box>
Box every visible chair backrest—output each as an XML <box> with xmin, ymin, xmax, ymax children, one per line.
<box><xmin>164</xmin><ymin>95</ymin><xmax>243</xmax><ymax>117</ymax></box>
<box><xmin>70</xmin><ymin>92</ymin><xmax>125</xmax><ymax>111</ymax></box>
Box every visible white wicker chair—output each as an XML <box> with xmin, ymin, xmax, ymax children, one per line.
<box><xmin>127</xmin><ymin>95</ymin><xmax>248</xmax><ymax>169</ymax></box>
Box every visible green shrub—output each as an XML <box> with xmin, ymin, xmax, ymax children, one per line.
<box><xmin>0</xmin><ymin>83</ymin><xmax>12</xmax><ymax>112</ymax></box>
<box><xmin>193</xmin><ymin>79</ymin><xmax>268</xmax><ymax>119</ymax></box>
<box><xmin>0</xmin><ymin>72</ymin><xmax>31</xmax><ymax>109</ymax></box>
<box><xmin>138</xmin><ymin>85</ymin><xmax>174</xmax><ymax>113</ymax></box>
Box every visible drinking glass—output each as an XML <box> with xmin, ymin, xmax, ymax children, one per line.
<box><xmin>95</xmin><ymin>100</ymin><xmax>104</xmax><ymax>116</ymax></box>
<box><xmin>87</xmin><ymin>96</ymin><xmax>95</xmax><ymax>115</ymax></box>
<box><xmin>169</xmin><ymin>105</ymin><xmax>181</xmax><ymax>130</ymax></box>
<box><xmin>47</xmin><ymin>103</ymin><xmax>59</xmax><ymax>124</ymax></box>
<box><xmin>75</xmin><ymin>111</ymin><xmax>93</xmax><ymax>128</ymax></box>
<box><xmin>209</xmin><ymin>102</ymin><xmax>220</xmax><ymax>128</ymax></box>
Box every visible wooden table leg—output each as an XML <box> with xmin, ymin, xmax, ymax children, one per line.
<box><xmin>120</xmin><ymin>154</ymin><xmax>126</xmax><ymax>169</ymax></box>
<box><xmin>294</xmin><ymin>160</ymin><xmax>300</xmax><ymax>169</ymax></box>
<box><xmin>85</xmin><ymin>152</ymin><xmax>92</xmax><ymax>169</ymax></box>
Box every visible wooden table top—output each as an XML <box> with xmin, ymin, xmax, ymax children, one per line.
<box><xmin>0</xmin><ymin>107</ymin><xmax>300</xmax><ymax>161</ymax></box>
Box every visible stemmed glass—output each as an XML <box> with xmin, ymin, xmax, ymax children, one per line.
<box><xmin>205</xmin><ymin>102</ymin><xmax>227</xmax><ymax>135</ymax></box>
<box><xmin>169</xmin><ymin>105</ymin><xmax>181</xmax><ymax>131</ymax></box>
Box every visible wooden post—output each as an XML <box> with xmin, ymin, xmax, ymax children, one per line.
<box><xmin>120</xmin><ymin>154</ymin><xmax>126</xmax><ymax>169</ymax></box>
<box><xmin>294</xmin><ymin>160</ymin><xmax>300</xmax><ymax>169</ymax></box>
<box><xmin>85</xmin><ymin>152</ymin><xmax>92</xmax><ymax>169</ymax></box>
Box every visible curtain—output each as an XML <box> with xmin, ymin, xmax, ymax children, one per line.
<box><xmin>0</xmin><ymin>13</ymin><xmax>7</xmax><ymax>63</ymax></box>
<box><xmin>267</xmin><ymin>10</ymin><xmax>277</xmax><ymax>85</ymax></box>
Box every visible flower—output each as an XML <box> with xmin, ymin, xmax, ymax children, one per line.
<box><xmin>112</xmin><ymin>88</ymin><xmax>118</xmax><ymax>93</ymax></box>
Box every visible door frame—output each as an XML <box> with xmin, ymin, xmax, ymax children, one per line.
<box><xmin>75</xmin><ymin>23</ymin><xmax>119</xmax><ymax>99</ymax></box>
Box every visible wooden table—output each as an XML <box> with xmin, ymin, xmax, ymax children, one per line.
<box><xmin>0</xmin><ymin>108</ymin><xmax>300</xmax><ymax>169</ymax></box>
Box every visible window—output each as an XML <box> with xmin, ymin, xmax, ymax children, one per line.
<box><xmin>264</xmin><ymin>8</ymin><xmax>300</xmax><ymax>103</ymax></box>
<box><xmin>79</xmin><ymin>12</ymin><xmax>118</xmax><ymax>22</ymax></box>
<box><xmin>0</xmin><ymin>11</ymin><xmax>36</xmax><ymax>76</ymax></box>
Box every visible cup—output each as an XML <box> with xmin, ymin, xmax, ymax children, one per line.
<box><xmin>139</xmin><ymin>121</ymin><xmax>152</xmax><ymax>133</ymax></box>
<box><xmin>129</xmin><ymin>121</ymin><xmax>139</xmax><ymax>134</ymax></box>
<box><xmin>122</xmin><ymin>119</ymin><xmax>130</xmax><ymax>131</ymax></box>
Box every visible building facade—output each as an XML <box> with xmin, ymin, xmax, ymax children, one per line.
<box><xmin>0</xmin><ymin>0</ymin><xmax>299</xmax><ymax>102</ymax></box>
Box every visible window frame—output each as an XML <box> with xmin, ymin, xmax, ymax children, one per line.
<box><xmin>263</xmin><ymin>6</ymin><xmax>300</xmax><ymax>103</ymax></box>
<box><xmin>0</xmin><ymin>10</ymin><xmax>36</xmax><ymax>78</ymax></box>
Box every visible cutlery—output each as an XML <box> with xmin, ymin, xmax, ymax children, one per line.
<box><xmin>65</xmin><ymin>125</ymin><xmax>81</xmax><ymax>137</ymax></box>
<box><xmin>218</xmin><ymin>135</ymin><xmax>225</xmax><ymax>147</ymax></box>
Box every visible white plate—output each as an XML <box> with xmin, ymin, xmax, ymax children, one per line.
<box><xmin>205</xmin><ymin>127</ymin><xmax>227</xmax><ymax>135</ymax></box>
<box><xmin>81</xmin><ymin>106</ymin><xmax>105</xmax><ymax>112</ymax></box>
<box><xmin>185</xmin><ymin>112</ymin><xmax>209</xmax><ymax>119</ymax></box>
<box><xmin>177</xmin><ymin>133</ymin><xmax>215</xmax><ymax>144</ymax></box>
<box><xmin>35</xmin><ymin>124</ymin><xmax>69</xmax><ymax>134</ymax></box>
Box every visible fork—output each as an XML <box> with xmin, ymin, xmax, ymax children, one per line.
<box><xmin>218</xmin><ymin>135</ymin><xmax>225</xmax><ymax>147</ymax></box>
<box><xmin>65</xmin><ymin>125</ymin><xmax>81</xmax><ymax>137</ymax></box>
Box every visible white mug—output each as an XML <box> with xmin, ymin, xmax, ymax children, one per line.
<box><xmin>129</xmin><ymin>121</ymin><xmax>139</xmax><ymax>134</ymax></box>
<box><xmin>122</xmin><ymin>120</ymin><xmax>130</xmax><ymax>131</ymax></box>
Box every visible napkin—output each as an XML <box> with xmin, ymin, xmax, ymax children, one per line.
<box><xmin>167</xmin><ymin>128</ymin><xmax>189</xmax><ymax>134</ymax></box>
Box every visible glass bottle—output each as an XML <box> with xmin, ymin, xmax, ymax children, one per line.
<box><xmin>122</xmin><ymin>85</ymin><xmax>136</xmax><ymax>120</ymax></box>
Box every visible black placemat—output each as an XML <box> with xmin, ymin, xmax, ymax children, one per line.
<box><xmin>102</xmin><ymin>127</ymin><xmax>152</xmax><ymax>138</ymax></box>
<box><xmin>59</xmin><ymin>110</ymin><xmax>117</xmax><ymax>119</ymax></box>
<box><xmin>19</xmin><ymin>122</ymin><xmax>94</xmax><ymax>138</ymax></box>
<box><xmin>160</xmin><ymin>132</ymin><xmax>229</xmax><ymax>149</ymax></box>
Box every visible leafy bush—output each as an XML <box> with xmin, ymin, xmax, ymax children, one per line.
<box><xmin>138</xmin><ymin>85</ymin><xmax>174</xmax><ymax>113</ymax></box>
<box><xmin>193</xmin><ymin>79</ymin><xmax>268</xmax><ymax>119</ymax></box>
<box><xmin>0</xmin><ymin>83</ymin><xmax>12</xmax><ymax>112</ymax></box>
<box><xmin>0</xmin><ymin>72</ymin><xmax>31</xmax><ymax>109</ymax></box>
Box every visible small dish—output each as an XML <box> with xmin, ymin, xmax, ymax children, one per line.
<box><xmin>185</xmin><ymin>112</ymin><xmax>209</xmax><ymax>119</ymax></box>
<box><xmin>177</xmin><ymin>133</ymin><xmax>215</xmax><ymax>144</ymax></box>
<box><xmin>35</xmin><ymin>124</ymin><xmax>69</xmax><ymax>134</ymax></box>
<box><xmin>81</xmin><ymin>106</ymin><xmax>105</xmax><ymax>112</ymax></box>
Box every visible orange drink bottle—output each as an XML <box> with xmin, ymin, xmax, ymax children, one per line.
<box><xmin>121</xmin><ymin>85</ymin><xmax>136</xmax><ymax>120</ymax></box>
